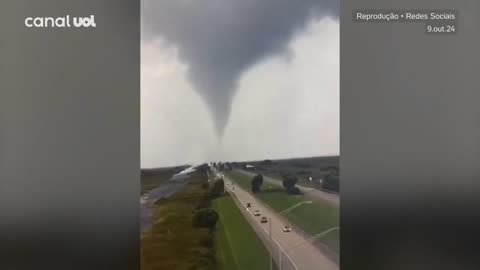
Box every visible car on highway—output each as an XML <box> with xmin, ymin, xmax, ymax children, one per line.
<box><xmin>261</xmin><ymin>217</ymin><xmax>268</xmax><ymax>223</ymax></box>
<box><xmin>246</xmin><ymin>203</ymin><xmax>251</xmax><ymax>208</ymax></box>
<box><xmin>254</xmin><ymin>210</ymin><xmax>261</xmax><ymax>216</ymax></box>
<box><xmin>283</xmin><ymin>225</ymin><xmax>292</xmax><ymax>232</ymax></box>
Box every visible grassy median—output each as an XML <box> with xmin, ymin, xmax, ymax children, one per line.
<box><xmin>213</xmin><ymin>195</ymin><xmax>271</xmax><ymax>270</ymax></box>
<box><xmin>227</xmin><ymin>171</ymin><xmax>340</xmax><ymax>254</ymax></box>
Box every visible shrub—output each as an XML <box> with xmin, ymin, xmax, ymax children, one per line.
<box><xmin>192</xmin><ymin>208</ymin><xmax>219</xmax><ymax>229</ymax></box>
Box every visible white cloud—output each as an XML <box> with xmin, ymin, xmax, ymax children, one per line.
<box><xmin>141</xmin><ymin>18</ymin><xmax>339</xmax><ymax>167</ymax></box>
<box><xmin>221</xmin><ymin>18</ymin><xmax>339</xmax><ymax>161</ymax></box>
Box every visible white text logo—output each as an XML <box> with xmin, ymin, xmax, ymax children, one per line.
<box><xmin>25</xmin><ymin>15</ymin><xmax>96</xmax><ymax>28</ymax></box>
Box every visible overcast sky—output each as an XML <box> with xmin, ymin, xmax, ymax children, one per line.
<box><xmin>141</xmin><ymin>0</ymin><xmax>339</xmax><ymax>168</ymax></box>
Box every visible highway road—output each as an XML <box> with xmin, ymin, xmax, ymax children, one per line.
<box><xmin>215</xmin><ymin>169</ymin><xmax>339</xmax><ymax>270</ymax></box>
<box><xmin>237</xmin><ymin>169</ymin><xmax>340</xmax><ymax>208</ymax></box>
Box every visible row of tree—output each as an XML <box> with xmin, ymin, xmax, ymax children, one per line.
<box><xmin>249</xmin><ymin>173</ymin><xmax>301</xmax><ymax>195</ymax></box>
<box><xmin>192</xmin><ymin>177</ymin><xmax>225</xmax><ymax>230</ymax></box>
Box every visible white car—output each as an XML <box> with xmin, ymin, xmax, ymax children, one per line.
<box><xmin>254</xmin><ymin>210</ymin><xmax>261</xmax><ymax>216</ymax></box>
<box><xmin>283</xmin><ymin>226</ymin><xmax>292</xmax><ymax>232</ymax></box>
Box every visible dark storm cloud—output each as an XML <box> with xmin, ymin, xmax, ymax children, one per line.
<box><xmin>142</xmin><ymin>0</ymin><xmax>339</xmax><ymax>135</ymax></box>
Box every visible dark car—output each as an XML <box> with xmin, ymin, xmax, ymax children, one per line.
<box><xmin>261</xmin><ymin>217</ymin><xmax>268</xmax><ymax>223</ymax></box>
<box><xmin>246</xmin><ymin>203</ymin><xmax>251</xmax><ymax>208</ymax></box>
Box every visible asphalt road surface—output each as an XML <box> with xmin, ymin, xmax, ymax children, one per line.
<box><xmin>237</xmin><ymin>169</ymin><xmax>340</xmax><ymax>208</ymax></box>
<box><xmin>220</xmin><ymin>171</ymin><xmax>339</xmax><ymax>270</ymax></box>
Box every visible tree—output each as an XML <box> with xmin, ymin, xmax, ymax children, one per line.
<box><xmin>322</xmin><ymin>174</ymin><xmax>339</xmax><ymax>192</ymax></box>
<box><xmin>282</xmin><ymin>173</ymin><xmax>297</xmax><ymax>189</ymax></box>
<box><xmin>251</xmin><ymin>174</ymin><xmax>264</xmax><ymax>193</ymax></box>
<box><xmin>197</xmin><ymin>163</ymin><xmax>209</xmax><ymax>175</ymax></box>
<box><xmin>288</xmin><ymin>186</ymin><xmax>301</xmax><ymax>194</ymax></box>
<box><xmin>282</xmin><ymin>173</ymin><xmax>299</xmax><ymax>194</ymax></box>
<box><xmin>192</xmin><ymin>208</ymin><xmax>219</xmax><ymax>229</ymax></box>
<box><xmin>210</xmin><ymin>178</ymin><xmax>225</xmax><ymax>197</ymax></box>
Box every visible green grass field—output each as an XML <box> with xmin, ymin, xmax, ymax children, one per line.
<box><xmin>213</xmin><ymin>195</ymin><xmax>271</xmax><ymax>270</ymax></box>
<box><xmin>141</xmin><ymin>172</ymin><xmax>217</xmax><ymax>270</ymax></box>
<box><xmin>226</xmin><ymin>171</ymin><xmax>340</xmax><ymax>254</ymax></box>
